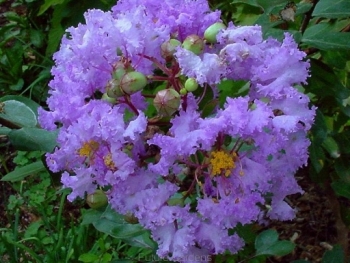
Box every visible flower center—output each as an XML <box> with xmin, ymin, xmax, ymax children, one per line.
<box><xmin>78</xmin><ymin>140</ymin><xmax>99</xmax><ymax>157</ymax></box>
<box><xmin>209</xmin><ymin>150</ymin><xmax>237</xmax><ymax>177</ymax></box>
<box><xmin>104</xmin><ymin>153</ymin><xmax>117</xmax><ymax>171</ymax></box>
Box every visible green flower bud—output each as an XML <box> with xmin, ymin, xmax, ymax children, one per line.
<box><xmin>113</xmin><ymin>67</ymin><xmax>127</xmax><ymax>80</ymax></box>
<box><xmin>182</xmin><ymin>34</ymin><xmax>204</xmax><ymax>55</ymax></box>
<box><xmin>180</xmin><ymin>88</ymin><xmax>188</xmax><ymax>95</ymax></box>
<box><xmin>120</xmin><ymin>71</ymin><xmax>147</xmax><ymax>95</ymax></box>
<box><xmin>106</xmin><ymin>79</ymin><xmax>124</xmax><ymax>98</ymax></box>
<box><xmin>124</xmin><ymin>212</ymin><xmax>139</xmax><ymax>224</ymax></box>
<box><xmin>204</xmin><ymin>22</ymin><xmax>226</xmax><ymax>44</ymax></box>
<box><xmin>86</xmin><ymin>189</ymin><xmax>108</xmax><ymax>209</ymax></box>
<box><xmin>184</xmin><ymin>78</ymin><xmax>198</xmax><ymax>92</ymax></box>
<box><xmin>101</xmin><ymin>93</ymin><xmax>117</xmax><ymax>104</ymax></box>
<box><xmin>112</xmin><ymin>61</ymin><xmax>133</xmax><ymax>80</ymax></box>
<box><xmin>154</xmin><ymin>89</ymin><xmax>181</xmax><ymax>116</ymax></box>
<box><xmin>161</xmin><ymin>39</ymin><xmax>181</xmax><ymax>60</ymax></box>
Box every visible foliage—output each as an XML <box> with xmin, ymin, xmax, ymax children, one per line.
<box><xmin>0</xmin><ymin>0</ymin><xmax>349</xmax><ymax>262</ymax></box>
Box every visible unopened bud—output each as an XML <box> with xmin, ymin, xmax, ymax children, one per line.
<box><xmin>154</xmin><ymin>89</ymin><xmax>180</xmax><ymax>116</ymax></box>
<box><xmin>86</xmin><ymin>189</ymin><xmax>108</xmax><ymax>209</ymax></box>
<box><xmin>180</xmin><ymin>88</ymin><xmax>188</xmax><ymax>95</ymax></box>
<box><xmin>101</xmin><ymin>93</ymin><xmax>117</xmax><ymax>104</ymax></box>
<box><xmin>106</xmin><ymin>79</ymin><xmax>124</xmax><ymax>98</ymax></box>
<box><xmin>182</xmin><ymin>34</ymin><xmax>204</xmax><ymax>55</ymax></box>
<box><xmin>112</xmin><ymin>61</ymin><xmax>133</xmax><ymax>80</ymax></box>
<box><xmin>204</xmin><ymin>22</ymin><xmax>226</xmax><ymax>44</ymax></box>
<box><xmin>184</xmin><ymin>78</ymin><xmax>198</xmax><ymax>92</ymax></box>
<box><xmin>120</xmin><ymin>71</ymin><xmax>147</xmax><ymax>95</ymax></box>
<box><xmin>161</xmin><ymin>39</ymin><xmax>181</xmax><ymax>60</ymax></box>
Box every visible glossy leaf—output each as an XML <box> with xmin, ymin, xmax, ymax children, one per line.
<box><xmin>334</xmin><ymin>156</ymin><xmax>350</xmax><ymax>181</ymax></box>
<box><xmin>8</xmin><ymin>127</ymin><xmax>58</xmax><ymax>152</ymax></box>
<box><xmin>0</xmin><ymin>127</ymin><xmax>11</xmax><ymax>135</ymax></box>
<box><xmin>322</xmin><ymin>136</ymin><xmax>340</xmax><ymax>158</ymax></box>
<box><xmin>255</xmin><ymin>229</ymin><xmax>295</xmax><ymax>257</ymax></box>
<box><xmin>331</xmin><ymin>180</ymin><xmax>350</xmax><ymax>199</ymax></box>
<box><xmin>322</xmin><ymin>245</ymin><xmax>344</xmax><ymax>263</ymax></box>
<box><xmin>302</xmin><ymin>24</ymin><xmax>350</xmax><ymax>51</ymax></box>
<box><xmin>82</xmin><ymin>206</ymin><xmax>154</xmax><ymax>248</ymax></box>
<box><xmin>0</xmin><ymin>100</ymin><xmax>37</xmax><ymax>128</ymax></box>
<box><xmin>334</xmin><ymin>131</ymin><xmax>350</xmax><ymax>154</ymax></box>
<box><xmin>78</xmin><ymin>253</ymin><xmax>99</xmax><ymax>262</ymax></box>
<box><xmin>0</xmin><ymin>95</ymin><xmax>40</xmax><ymax>117</ymax></box>
<box><xmin>307</xmin><ymin>59</ymin><xmax>350</xmax><ymax>117</ymax></box>
<box><xmin>313</xmin><ymin>0</ymin><xmax>350</xmax><ymax>19</ymax></box>
<box><xmin>38</xmin><ymin>0</ymin><xmax>65</xmax><ymax>16</ymax></box>
<box><xmin>256</xmin><ymin>0</ymin><xmax>286</xmax><ymax>13</ymax></box>
<box><xmin>1</xmin><ymin>161</ymin><xmax>45</xmax><ymax>182</ymax></box>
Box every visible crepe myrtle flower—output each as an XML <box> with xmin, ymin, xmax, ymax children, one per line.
<box><xmin>39</xmin><ymin>0</ymin><xmax>315</xmax><ymax>261</ymax></box>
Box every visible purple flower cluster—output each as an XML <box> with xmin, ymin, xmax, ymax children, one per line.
<box><xmin>39</xmin><ymin>0</ymin><xmax>315</xmax><ymax>261</ymax></box>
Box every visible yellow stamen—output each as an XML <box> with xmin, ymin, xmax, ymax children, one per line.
<box><xmin>104</xmin><ymin>153</ymin><xmax>117</xmax><ymax>171</ymax></box>
<box><xmin>209</xmin><ymin>150</ymin><xmax>236</xmax><ymax>177</ymax></box>
<box><xmin>78</xmin><ymin>140</ymin><xmax>99</xmax><ymax>157</ymax></box>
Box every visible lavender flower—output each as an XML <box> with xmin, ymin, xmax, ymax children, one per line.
<box><xmin>39</xmin><ymin>0</ymin><xmax>315</xmax><ymax>261</ymax></box>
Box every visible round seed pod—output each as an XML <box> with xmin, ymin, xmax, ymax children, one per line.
<box><xmin>204</xmin><ymin>22</ymin><xmax>226</xmax><ymax>44</ymax></box>
<box><xmin>101</xmin><ymin>93</ymin><xmax>117</xmax><ymax>104</ymax></box>
<box><xmin>120</xmin><ymin>71</ymin><xmax>147</xmax><ymax>95</ymax></box>
<box><xmin>184</xmin><ymin>78</ymin><xmax>198</xmax><ymax>92</ymax></box>
<box><xmin>182</xmin><ymin>34</ymin><xmax>204</xmax><ymax>55</ymax></box>
<box><xmin>112</xmin><ymin>61</ymin><xmax>134</xmax><ymax>80</ymax></box>
<box><xmin>106</xmin><ymin>79</ymin><xmax>124</xmax><ymax>98</ymax></box>
<box><xmin>154</xmin><ymin>89</ymin><xmax>181</xmax><ymax>116</ymax></box>
<box><xmin>161</xmin><ymin>39</ymin><xmax>181</xmax><ymax>60</ymax></box>
<box><xmin>180</xmin><ymin>88</ymin><xmax>188</xmax><ymax>95</ymax></box>
<box><xmin>86</xmin><ymin>189</ymin><xmax>108</xmax><ymax>209</ymax></box>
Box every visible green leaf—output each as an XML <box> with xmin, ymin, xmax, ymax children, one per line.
<box><xmin>121</xmin><ymin>232</ymin><xmax>158</xmax><ymax>249</ymax></box>
<box><xmin>302</xmin><ymin>24</ymin><xmax>350</xmax><ymax>51</ymax></box>
<box><xmin>322</xmin><ymin>136</ymin><xmax>340</xmax><ymax>158</ymax></box>
<box><xmin>8</xmin><ymin>128</ymin><xmax>58</xmax><ymax>152</ymax></box>
<box><xmin>9</xmin><ymin>78</ymin><xmax>24</xmax><ymax>91</ymax></box>
<box><xmin>218</xmin><ymin>80</ymin><xmax>249</xmax><ymax>106</ymax></box>
<box><xmin>322</xmin><ymin>245</ymin><xmax>344</xmax><ymax>263</ymax></box>
<box><xmin>264</xmin><ymin>29</ymin><xmax>302</xmax><ymax>43</ymax></box>
<box><xmin>82</xmin><ymin>208</ymin><xmax>155</xmax><ymax>248</ymax></box>
<box><xmin>235</xmin><ymin>223</ymin><xmax>257</xmax><ymax>244</ymax></box>
<box><xmin>307</xmin><ymin>59</ymin><xmax>350</xmax><ymax>117</ymax></box>
<box><xmin>93</xmin><ymin>207</ymin><xmax>146</xmax><ymax>239</ymax></box>
<box><xmin>334</xmin><ymin>131</ymin><xmax>350</xmax><ymax>154</ymax></box>
<box><xmin>0</xmin><ymin>95</ymin><xmax>40</xmax><ymax>117</ymax></box>
<box><xmin>255</xmin><ymin>229</ymin><xmax>295</xmax><ymax>257</ymax></box>
<box><xmin>331</xmin><ymin>180</ymin><xmax>350</xmax><ymax>199</ymax></box>
<box><xmin>313</xmin><ymin>0</ymin><xmax>350</xmax><ymax>19</ymax></box>
<box><xmin>38</xmin><ymin>0</ymin><xmax>65</xmax><ymax>16</ymax></box>
<box><xmin>0</xmin><ymin>100</ymin><xmax>37</xmax><ymax>128</ymax></box>
<box><xmin>255</xmin><ymin>0</ymin><xmax>286</xmax><ymax>13</ymax></box>
<box><xmin>255</xmin><ymin>229</ymin><xmax>278</xmax><ymax>251</ymax></box>
<box><xmin>29</xmin><ymin>29</ymin><xmax>44</xmax><ymax>48</ymax></box>
<box><xmin>309</xmin><ymin>142</ymin><xmax>325</xmax><ymax>174</ymax></box>
<box><xmin>0</xmin><ymin>127</ymin><xmax>11</xmax><ymax>135</ymax></box>
<box><xmin>78</xmin><ymin>253</ymin><xmax>99</xmax><ymax>262</ymax></box>
<box><xmin>1</xmin><ymin>161</ymin><xmax>45</xmax><ymax>182</ymax></box>
<box><xmin>334</xmin><ymin>156</ymin><xmax>350</xmax><ymax>181</ymax></box>
<box><xmin>3</xmin><ymin>41</ymin><xmax>23</xmax><ymax>78</ymax></box>
<box><xmin>109</xmin><ymin>224</ymin><xmax>146</xmax><ymax>239</ymax></box>
<box><xmin>81</xmin><ymin>209</ymin><xmax>104</xmax><ymax>225</ymax></box>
